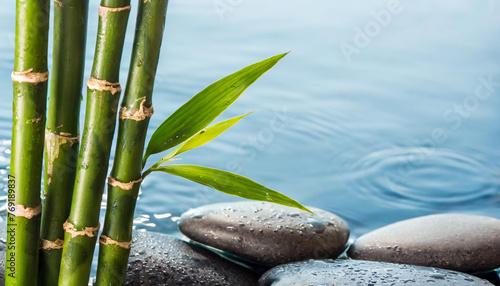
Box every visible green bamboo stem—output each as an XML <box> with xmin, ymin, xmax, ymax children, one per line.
<box><xmin>95</xmin><ymin>0</ymin><xmax>169</xmax><ymax>284</ymax></box>
<box><xmin>39</xmin><ymin>1</ymin><xmax>89</xmax><ymax>284</ymax></box>
<box><xmin>58</xmin><ymin>0</ymin><xmax>131</xmax><ymax>285</ymax></box>
<box><xmin>6</xmin><ymin>0</ymin><xmax>50</xmax><ymax>285</ymax></box>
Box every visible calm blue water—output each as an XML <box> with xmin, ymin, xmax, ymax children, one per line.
<box><xmin>0</xmin><ymin>0</ymin><xmax>500</xmax><ymax>276</ymax></box>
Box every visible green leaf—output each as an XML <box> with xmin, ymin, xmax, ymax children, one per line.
<box><xmin>151</xmin><ymin>164</ymin><xmax>313</xmax><ymax>213</ymax></box>
<box><xmin>143</xmin><ymin>53</ymin><xmax>288</xmax><ymax>166</ymax></box>
<box><xmin>161</xmin><ymin>112</ymin><xmax>254</xmax><ymax>161</ymax></box>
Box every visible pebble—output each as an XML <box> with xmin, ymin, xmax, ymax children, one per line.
<box><xmin>0</xmin><ymin>240</ymin><xmax>4</xmax><ymax>283</ymax></box>
<box><xmin>258</xmin><ymin>259</ymin><xmax>494</xmax><ymax>286</ymax></box>
<box><xmin>348</xmin><ymin>214</ymin><xmax>500</xmax><ymax>273</ymax></box>
<box><xmin>124</xmin><ymin>231</ymin><xmax>258</xmax><ymax>285</ymax></box>
<box><xmin>178</xmin><ymin>201</ymin><xmax>350</xmax><ymax>265</ymax></box>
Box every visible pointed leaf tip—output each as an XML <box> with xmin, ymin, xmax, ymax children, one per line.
<box><xmin>170</xmin><ymin>112</ymin><xmax>254</xmax><ymax>158</ymax></box>
<box><xmin>143</xmin><ymin>53</ymin><xmax>288</xmax><ymax>165</ymax></box>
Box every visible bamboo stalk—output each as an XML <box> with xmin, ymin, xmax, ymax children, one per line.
<box><xmin>6</xmin><ymin>0</ymin><xmax>50</xmax><ymax>285</ymax></box>
<box><xmin>39</xmin><ymin>1</ymin><xmax>89</xmax><ymax>284</ymax></box>
<box><xmin>58</xmin><ymin>0</ymin><xmax>131</xmax><ymax>284</ymax></box>
<box><xmin>95</xmin><ymin>0</ymin><xmax>169</xmax><ymax>284</ymax></box>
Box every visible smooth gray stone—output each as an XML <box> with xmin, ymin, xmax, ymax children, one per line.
<box><xmin>124</xmin><ymin>231</ymin><xmax>258</xmax><ymax>286</ymax></box>
<box><xmin>258</xmin><ymin>259</ymin><xmax>494</xmax><ymax>286</ymax></box>
<box><xmin>179</xmin><ymin>201</ymin><xmax>350</xmax><ymax>265</ymax></box>
<box><xmin>348</xmin><ymin>214</ymin><xmax>500</xmax><ymax>273</ymax></box>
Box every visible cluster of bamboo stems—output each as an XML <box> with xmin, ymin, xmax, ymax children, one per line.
<box><xmin>9</xmin><ymin>0</ymin><xmax>168</xmax><ymax>284</ymax></box>
<box><xmin>7</xmin><ymin>0</ymin><xmax>306</xmax><ymax>285</ymax></box>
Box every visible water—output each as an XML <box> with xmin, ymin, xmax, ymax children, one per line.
<box><xmin>0</xmin><ymin>0</ymin><xmax>500</xmax><ymax>276</ymax></box>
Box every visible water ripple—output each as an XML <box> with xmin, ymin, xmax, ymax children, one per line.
<box><xmin>346</xmin><ymin>148</ymin><xmax>499</xmax><ymax>207</ymax></box>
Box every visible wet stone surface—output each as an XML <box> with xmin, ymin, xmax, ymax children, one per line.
<box><xmin>178</xmin><ymin>201</ymin><xmax>350</xmax><ymax>265</ymax></box>
<box><xmin>0</xmin><ymin>222</ymin><xmax>5</xmax><ymax>283</ymax></box>
<box><xmin>0</xmin><ymin>240</ymin><xmax>4</xmax><ymax>283</ymax></box>
<box><xmin>258</xmin><ymin>259</ymin><xmax>494</xmax><ymax>286</ymax></box>
<box><xmin>348</xmin><ymin>214</ymin><xmax>500</xmax><ymax>273</ymax></box>
<box><xmin>124</xmin><ymin>231</ymin><xmax>258</xmax><ymax>286</ymax></box>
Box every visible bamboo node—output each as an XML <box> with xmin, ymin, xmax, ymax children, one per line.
<box><xmin>31</xmin><ymin>116</ymin><xmax>43</xmax><ymax>123</ymax></box>
<box><xmin>108</xmin><ymin>176</ymin><xmax>143</xmax><ymax>191</ymax></box>
<box><xmin>63</xmin><ymin>220</ymin><xmax>100</xmax><ymax>238</ymax></box>
<box><xmin>11</xmin><ymin>68</ymin><xmax>49</xmax><ymax>84</ymax></box>
<box><xmin>40</xmin><ymin>238</ymin><xmax>64</xmax><ymax>251</ymax></box>
<box><xmin>45</xmin><ymin>130</ymin><xmax>79</xmax><ymax>143</ymax></box>
<box><xmin>99</xmin><ymin>234</ymin><xmax>131</xmax><ymax>249</ymax></box>
<box><xmin>99</xmin><ymin>5</ymin><xmax>132</xmax><ymax>17</ymax></box>
<box><xmin>119</xmin><ymin>98</ymin><xmax>154</xmax><ymax>121</ymax></box>
<box><xmin>87</xmin><ymin>77</ymin><xmax>121</xmax><ymax>95</ymax></box>
<box><xmin>7</xmin><ymin>204</ymin><xmax>42</xmax><ymax>219</ymax></box>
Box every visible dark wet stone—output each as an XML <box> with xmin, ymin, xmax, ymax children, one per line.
<box><xmin>0</xmin><ymin>220</ymin><xmax>6</xmax><ymax>284</ymax></box>
<box><xmin>348</xmin><ymin>214</ymin><xmax>500</xmax><ymax>273</ymax></box>
<box><xmin>179</xmin><ymin>201</ymin><xmax>350</xmax><ymax>265</ymax></box>
<box><xmin>0</xmin><ymin>241</ymin><xmax>4</xmax><ymax>284</ymax></box>
<box><xmin>258</xmin><ymin>259</ymin><xmax>494</xmax><ymax>286</ymax></box>
<box><xmin>124</xmin><ymin>231</ymin><xmax>258</xmax><ymax>286</ymax></box>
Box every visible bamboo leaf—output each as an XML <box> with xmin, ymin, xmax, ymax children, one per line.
<box><xmin>160</xmin><ymin>112</ymin><xmax>253</xmax><ymax>162</ymax></box>
<box><xmin>143</xmin><ymin>53</ymin><xmax>288</xmax><ymax>165</ymax></box>
<box><xmin>151</xmin><ymin>164</ymin><xmax>312</xmax><ymax>213</ymax></box>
